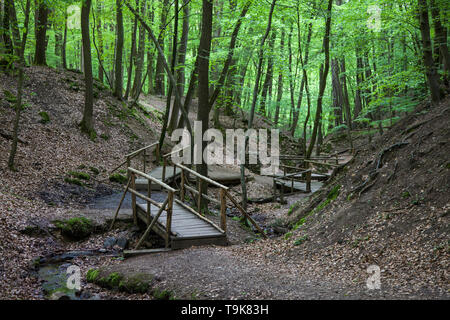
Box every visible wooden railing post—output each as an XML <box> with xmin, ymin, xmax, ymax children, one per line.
<box><xmin>143</xmin><ymin>149</ymin><xmax>146</xmax><ymax>173</ymax></box>
<box><xmin>126</xmin><ymin>156</ymin><xmax>131</xmax><ymax>181</ymax></box>
<box><xmin>306</xmin><ymin>165</ymin><xmax>312</xmax><ymax>193</ymax></box>
<box><xmin>162</xmin><ymin>157</ymin><xmax>167</xmax><ymax>182</ymax></box>
<box><xmin>130</xmin><ymin>172</ymin><xmax>137</xmax><ymax>225</ymax></box>
<box><xmin>166</xmin><ymin>191</ymin><xmax>174</xmax><ymax>248</ymax></box>
<box><xmin>220</xmin><ymin>189</ymin><xmax>227</xmax><ymax>233</ymax></box>
<box><xmin>147</xmin><ymin>176</ymin><xmax>151</xmax><ymax>225</ymax></box>
<box><xmin>180</xmin><ymin>168</ymin><xmax>185</xmax><ymax>202</ymax></box>
<box><xmin>197</xmin><ymin>177</ymin><xmax>202</xmax><ymax>214</ymax></box>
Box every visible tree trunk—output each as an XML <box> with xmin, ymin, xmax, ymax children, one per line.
<box><xmin>80</xmin><ymin>0</ymin><xmax>94</xmax><ymax>136</ymax></box>
<box><xmin>155</xmin><ymin>0</ymin><xmax>170</xmax><ymax>96</ymax></box>
<box><xmin>8</xmin><ymin>0</ymin><xmax>30</xmax><ymax>170</ymax></box>
<box><xmin>124</xmin><ymin>9</ymin><xmax>138</xmax><ymax>100</ymax></box>
<box><xmin>429</xmin><ymin>0</ymin><xmax>450</xmax><ymax>84</ymax></box>
<box><xmin>259</xmin><ymin>30</ymin><xmax>276</xmax><ymax>117</ymax></box>
<box><xmin>274</xmin><ymin>27</ymin><xmax>285</xmax><ymax>126</ymax></box>
<box><xmin>131</xmin><ymin>0</ymin><xmax>147</xmax><ymax>100</ymax></box>
<box><xmin>113</xmin><ymin>0</ymin><xmax>124</xmax><ymax>99</ymax></box>
<box><xmin>96</xmin><ymin>1</ymin><xmax>103</xmax><ymax>82</ymax></box>
<box><xmin>196</xmin><ymin>0</ymin><xmax>213</xmax><ymax>212</ymax></box>
<box><xmin>417</xmin><ymin>0</ymin><xmax>441</xmax><ymax>106</ymax></box>
<box><xmin>34</xmin><ymin>0</ymin><xmax>49</xmax><ymax>66</ymax></box>
<box><xmin>306</xmin><ymin>0</ymin><xmax>333</xmax><ymax>159</ymax></box>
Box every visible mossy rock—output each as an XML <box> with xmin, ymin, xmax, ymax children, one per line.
<box><xmin>118</xmin><ymin>274</ymin><xmax>153</xmax><ymax>294</ymax></box>
<box><xmin>64</xmin><ymin>177</ymin><xmax>84</xmax><ymax>186</ymax></box>
<box><xmin>152</xmin><ymin>288</ymin><xmax>174</xmax><ymax>300</ymax></box>
<box><xmin>293</xmin><ymin>235</ymin><xmax>309</xmax><ymax>246</ymax></box>
<box><xmin>89</xmin><ymin>166</ymin><xmax>100</xmax><ymax>175</ymax></box>
<box><xmin>109</xmin><ymin>173</ymin><xmax>127</xmax><ymax>184</ymax></box>
<box><xmin>53</xmin><ymin>217</ymin><xmax>94</xmax><ymax>240</ymax></box>
<box><xmin>68</xmin><ymin>171</ymin><xmax>90</xmax><ymax>181</ymax></box>
<box><xmin>38</xmin><ymin>111</ymin><xmax>50</xmax><ymax>124</ymax></box>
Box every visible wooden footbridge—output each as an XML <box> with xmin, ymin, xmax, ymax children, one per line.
<box><xmin>110</xmin><ymin>143</ymin><xmax>266</xmax><ymax>251</ymax></box>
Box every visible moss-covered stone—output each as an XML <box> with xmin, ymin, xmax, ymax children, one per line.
<box><xmin>53</xmin><ymin>217</ymin><xmax>94</xmax><ymax>240</ymax></box>
<box><xmin>118</xmin><ymin>274</ymin><xmax>153</xmax><ymax>294</ymax></box>
<box><xmin>89</xmin><ymin>166</ymin><xmax>100</xmax><ymax>175</ymax></box>
<box><xmin>68</xmin><ymin>171</ymin><xmax>90</xmax><ymax>181</ymax></box>
<box><xmin>38</xmin><ymin>111</ymin><xmax>50</xmax><ymax>124</ymax></box>
<box><xmin>64</xmin><ymin>177</ymin><xmax>84</xmax><ymax>186</ymax></box>
<box><xmin>152</xmin><ymin>288</ymin><xmax>174</xmax><ymax>300</ymax></box>
<box><xmin>109</xmin><ymin>173</ymin><xmax>128</xmax><ymax>184</ymax></box>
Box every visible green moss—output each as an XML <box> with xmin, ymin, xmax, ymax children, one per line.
<box><xmin>118</xmin><ymin>274</ymin><xmax>152</xmax><ymax>294</ymax></box>
<box><xmin>109</xmin><ymin>173</ymin><xmax>128</xmax><ymax>184</ymax></box>
<box><xmin>4</xmin><ymin>90</ymin><xmax>17</xmax><ymax>103</ymax></box>
<box><xmin>86</xmin><ymin>269</ymin><xmax>100</xmax><ymax>283</ymax></box>
<box><xmin>293</xmin><ymin>235</ymin><xmax>309</xmax><ymax>246</ymax></box>
<box><xmin>293</xmin><ymin>185</ymin><xmax>341</xmax><ymax>230</ymax></box>
<box><xmin>38</xmin><ymin>111</ymin><xmax>50</xmax><ymax>124</ymax></box>
<box><xmin>68</xmin><ymin>171</ymin><xmax>90</xmax><ymax>180</ymax></box>
<box><xmin>284</xmin><ymin>232</ymin><xmax>293</xmax><ymax>240</ymax></box>
<box><xmin>54</xmin><ymin>217</ymin><xmax>94</xmax><ymax>240</ymax></box>
<box><xmin>152</xmin><ymin>288</ymin><xmax>174</xmax><ymax>300</ymax></box>
<box><xmin>100</xmin><ymin>133</ymin><xmax>110</xmax><ymax>140</ymax></box>
<box><xmin>64</xmin><ymin>177</ymin><xmax>84</xmax><ymax>186</ymax></box>
<box><xmin>89</xmin><ymin>166</ymin><xmax>100</xmax><ymax>175</ymax></box>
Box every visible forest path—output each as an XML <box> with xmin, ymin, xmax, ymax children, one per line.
<box><xmin>101</xmin><ymin>244</ymin><xmax>417</xmax><ymax>300</ymax></box>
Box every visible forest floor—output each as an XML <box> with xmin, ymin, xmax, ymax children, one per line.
<box><xmin>0</xmin><ymin>66</ymin><xmax>448</xmax><ymax>300</ymax></box>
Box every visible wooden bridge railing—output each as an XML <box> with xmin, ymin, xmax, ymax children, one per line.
<box><xmin>172</xmin><ymin>161</ymin><xmax>268</xmax><ymax>239</ymax></box>
<box><xmin>110</xmin><ymin>166</ymin><xmax>177</xmax><ymax>249</ymax></box>
<box><xmin>110</xmin><ymin>142</ymin><xmax>160</xmax><ymax>178</ymax></box>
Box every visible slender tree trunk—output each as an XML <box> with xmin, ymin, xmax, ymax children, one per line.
<box><xmin>80</xmin><ymin>0</ymin><xmax>94</xmax><ymax>136</ymax></box>
<box><xmin>417</xmin><ymin>0</ymin><xmax>441</xmax><ymax>106</ymax></box>
<box><xmin>196</xmin><ymin>0</ymin><xmax>213</xmax><ymax>212</ymax></box>
<box><xmin>131</xmin><ymin>0</ymin><xmax>147</xmax><ymax>99</ymax></box>
<box><xmin>274</xmin><ymin>27</ymin><xmax>285</xmax><ymax>126</ymax></box>
<box><xmin>125</xmin><ymin>0</ymin><xmax>139</xmax><ymax>100</ymax></box>
<box><xmin>34</xmin><ymin>0</ymin><xmax>49</xmax><ymax>65</ymax></box>
<box><xmin>429</xmin><ymin>0</ymin><xmax>450</xmax><ymax>84</ymax></box>
<box><xmin>259</xmin><ymin>30</ymin><xmax>276</xmax><ymax>117</ymax></box>
<box><xmin>155</xmin><ymin>0</ymin><xmax>169</xmax><ymax>96</ymax></box>
<box><xmin>8</xmin><ymin>0</ymin><xmax>30</xmax><ymax>170</ymax></box>
<box><xmin>113</xmin><ymin>0</ymin><xmax>124</xmax><ymax>99</ymax></box>
<box><xmin>96</xmin><ymin>1</ymin><xmax>104</xmax><ymax>82</ymax></box>
<box><xmin>306</xmin><ymin>0</ymin><xmax>333</xmax><ymax>159</ymax></box>
<box><xmin>62</xmin><ymin>10</ymin><xmax>67</xmax><ymax>69</ymax></box>
<box><xmin>243</xmin><ymin>0</ymin><xmax>276</xmax><ymax>209</ymax></box>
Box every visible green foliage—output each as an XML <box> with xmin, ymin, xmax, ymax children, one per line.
<box><xmin>86</xmin><ymin>269</ymin><xmax>100</xmax><ymax>283</ymax></box>
<box><xmin>118</xmin><ymin>274</ymin><xmax>153</xmax><ymax>294</ymax></box>
<box><xmin>3</xmin><ymin>90</ymin><xmax>17</xmax><ymax>103</ymax></box>
<box><xmin>293</xmin><ymin>235</ymin><xmax>309</xmax><ymax>246</ymax></box>
<box><xmin>109</xmin><ymin>173</ymin><xmax>127</xmax><ymax>184</ymax></box>
<box><xmin>64</xmin><ymin>177</ymin><xmax>84</xmax><ymax>186</ymax></box>
<box><xmin>68</xmin><ymin>171</ymin><xmax>90</xmax><ymax>180</ymax></box>
<box><xmin>53</xmin><ymin>217</ymin><xmax>94</xmax><ymax>240</ymax></box>
<box><xmin>38</xmin><ymin>111</ymin><xmax>50</xmax><ymax>123</ymax></box>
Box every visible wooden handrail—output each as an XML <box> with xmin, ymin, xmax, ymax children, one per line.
<box><xmin>126</xmin><ymin>142</ymin><xmax>159</xmax><ymax>158</ymax></box>
<box><xmin>174</xmin><ymin>163</ymin><xmax>229</xmax><ymax>190</ymax></box>
<box><xmin>162</xmin><ymin>145</ymin><xmax>190</xmax><ymax>159</ymax></box>
<box><xmin>128</xmin><ymin>167</ymin><xmax>177</xmax><ymax>193</ymax></box>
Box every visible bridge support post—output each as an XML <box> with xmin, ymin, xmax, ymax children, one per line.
<box><xmin>165</xmin><ymin>191</ymin><xmax>174</xmax><ymax>248</ymax></box>
<box><xmin>220</xmin><ymin>189</ymin><xmax>227</xmax><ymax>233</ymax></box>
